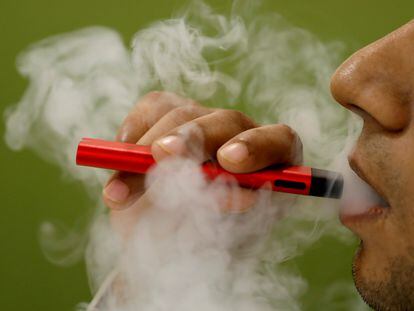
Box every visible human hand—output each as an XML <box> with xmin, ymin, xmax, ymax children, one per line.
<box><xmin>102</xmin><ymin>91</ymin><xmax>303</xmax><ymax>236</ymax></box>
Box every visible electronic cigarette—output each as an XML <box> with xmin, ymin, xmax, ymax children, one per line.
<box><xmin>76</xmin><ymin>138</ymin><xmax>343</xmax><ymax>199</ymax></box>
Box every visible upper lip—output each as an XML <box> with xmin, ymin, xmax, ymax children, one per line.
<box><xmin>348</xmin><ymin>155</ymin><xmax>391</xmax><ymax>208</ymax></box>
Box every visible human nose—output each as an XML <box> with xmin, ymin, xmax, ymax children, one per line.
<box><xmin>330</xmin><ymin>21</ymin><xmax>414</xmax><ymax>132</ymax></box>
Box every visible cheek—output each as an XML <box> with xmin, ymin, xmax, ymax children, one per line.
<box><xmin>389</xmin><ymin>133</ymin><xmax>414</xmax><ymax>220</ymax></box>
<box><xmin>368</xmin><ymin>134</ymin><xmax>414</xmax><ymax>244</ymax></box>
<box><xmin>356</xmin><ymin>131</ymin><xmax>414</xmax><ymax>235</ymax></box>
<box><xmin>359</xmin><ymin>128</ymin><xmax>413</xmax><ymax>203</ymax></box>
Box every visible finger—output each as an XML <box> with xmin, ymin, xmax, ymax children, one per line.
<box><xmin>103</xmin><ymin>105</ymin><xmax>210</xmax><ymax>208</ymax></box>
<box><xmin>217</xmin><ymin>124</ymin><xmax>303</xmax><ymax>173</ymax></box>
<box><xmin>109</xmin><ymin>186</ymin><xmax>154</xmax><ymax>239</ymax></box>
<box><xmin>137</xmin><ymin>105</ymin><xmax>212</xmax><ymax>145</ymax></box>
<box><xmin>104</xmin><ymin>92</ymin><xmax>197</xmax><ymax>209</ymax></box>
<box><xmin>151</xmin><ymin>109</ymin><xmax>257</xmax><ymax>162</ymax></box>
<box><xmin>109</xmin><ymin>175</ymin><xmax>259</xmax><ymax>241</ymax></box>
<box><xmin>116</xmin><ymin>91</ymin><xmax>197</xmax><ymax>143</ymax></box>
<box><xmin>218</xmin><ymin>187</ymin><xmax>260</xmax><ymax>213</ymax></box>
<box><xmin>102</xmin><ymin>171</ymin><xmax>146</xmax><ymax>210</ymax></box>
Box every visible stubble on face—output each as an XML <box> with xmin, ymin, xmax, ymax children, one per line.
<box><xmin>353</xmin><ymin>245</ymin><xmax>414</xmax><ymax>311</ymax></box>
<box><xmin>351</xmin><ymin>126</ymin><xmax>414</xmax><ymax>310</ymax></box>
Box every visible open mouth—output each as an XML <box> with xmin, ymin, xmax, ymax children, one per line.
<box><xmin>339</xmin><ymin>158</ymin><xmax>390</xmax><ymax>224</ymax></box>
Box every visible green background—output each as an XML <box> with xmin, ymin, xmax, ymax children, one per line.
<box><xmin>1</xmin><ymin>1</ymin><xmax>413</xmax><ymax>310</ymax></box>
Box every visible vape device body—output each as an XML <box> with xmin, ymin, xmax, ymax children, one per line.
<box><xmin>76</xmin><ymin>138</ymin><xmax>343</xmax><ymax>199</ymax></box>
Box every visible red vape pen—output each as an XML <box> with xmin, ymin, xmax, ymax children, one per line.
<box><xmin>76</xmin><ymin>138</ymin><xmax>343</xmax><ymax>198</ymax></box>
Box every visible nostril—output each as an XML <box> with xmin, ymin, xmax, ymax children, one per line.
<box><xmin>347</xmin><ymin>104</ymin><xmax>369</xmax><ymax>120</ymax></box>
<box><xmin>330</xmin><ymin>66</ymin><xmax>410</xmax><ymax>132</ymax></box>
<box><xmin>347</xmin><ymin>103</ymin><xmax>408</xmax><ymax>133</ymax></box>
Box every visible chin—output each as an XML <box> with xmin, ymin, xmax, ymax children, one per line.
<box><xmin>351</xmin><ymin>241</ymin><xmax>414</xmax><ymax>311</ymax></box>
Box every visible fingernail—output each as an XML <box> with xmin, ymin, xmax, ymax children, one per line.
<box><xmin>156</xmin><ymin>135</ymin><xmax>186</xmax><ymax>155</ymax></box>
<box><xmin>119</xmin><ymin>131</ymin><xmax>129</xmax><ymax>143</ymax></box>
<box><xmin>220</xmin><ymin>142</ymin><xmax>249</xmax><ymax>163</ymax></box>
<box><xmin>116</xmin><ymin>128</ymin><xmax>130</xmax><ymax>143</ymax></box>
<box><xmin>103</xmin><ymin>179</ymin><xmax>130</xmax><ymax>203</ymax></box>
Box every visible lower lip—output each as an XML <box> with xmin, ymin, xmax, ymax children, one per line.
<box><xmin>339</xmin><ymin>205</ymin><xmax>388</xmax><ymax>226</ymax></box>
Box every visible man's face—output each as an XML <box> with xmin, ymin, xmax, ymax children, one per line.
<box><xmin>331</xmin><ymin>20</ymin><xmax>414</xmax><ymax>310</ymax></box>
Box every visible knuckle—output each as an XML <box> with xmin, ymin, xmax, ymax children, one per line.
<box><xmin>122</xmin><ymin>109</ymin><xmax>144</xmax><ymax>129</ymax></box>
<box><xmin>277</xmin><ymin>124</ymin><xmax>297</xmax><ymax>142</ymax></box>
<box><xmin>218</xmin><ymin>109</ymin><xmax>243</xmax><ymax>119</ymax></box>
<box><xmin>217</xmin><ymin>109</ymin><xmax>255</xmax><ymax>128</ymax></box>
<box><xmin>137</xmin><ymin>91</ymin><xmax>165</xmax><ymax>108</ymax></box>
<box><xmin>164</xmin><ymin>106</ymin><xmax>206</xmax><ymax>128</ymax></box>
<box><xmin>144</xmin><ymin>90</ymin><xmax>163</xmax><ymax>100</ymax></box>
<box><xmin>275</xmin><ymin>124</ymin><xmax>302</xmax><ymax>158</ymax></box>
<box><xmin>138</xmin><ymin>91</ymin><xmax>198</xmax><ymax>110</ymax></box>
<box><xmin>171</xmin><ymin>105</ymin><xmax>205</xmax><ymax>119</ymax></box>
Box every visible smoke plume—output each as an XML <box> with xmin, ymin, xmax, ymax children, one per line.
<box><xmin>4</xmin><ymin>1</ymin><xmax>369</xmax><ymax>310</ymax></box>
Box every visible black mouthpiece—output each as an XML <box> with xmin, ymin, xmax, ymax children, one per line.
<box><xmin>309</xmin><ymin>168</ymin><xmax>343</xmax><ymax>199</ymax></box>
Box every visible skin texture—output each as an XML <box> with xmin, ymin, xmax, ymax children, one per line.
<box><xmin>331</xmin><ymin>19</ymin><xmax>414</xmax><ymax>311</ymax></box>
<box><xmin>103</xmin><ymin>91</ymin><xmax>302</xmax><ymax>237</ymax></box>
<box><xmin>103</xmin><ymin>19</ymin><xmax>414</xmax><ymax>311</ymax></box>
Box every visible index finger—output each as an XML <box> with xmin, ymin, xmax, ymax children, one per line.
<box><xmin>116</xmin><ymin>91</ymin><xmax>197</xmax><ymax>143</ymax></box>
